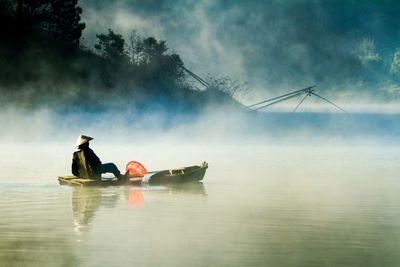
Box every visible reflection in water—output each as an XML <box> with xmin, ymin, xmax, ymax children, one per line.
<box><xmin>127</xmin><ymin>188</ymin><xmax>144</xmax><ymax>207</ymax></box>
<box><xmin>72</xmin><ymin>183</ymin><xmax>207</xmax><ymax>233</ymax></box>
<box><xmin>72</xmin><ymin>187</ymin><xmax>102</xmax><ymax>234</ymax></box>
<box><xmin>2</xmin><ymin>144</ymin><xmax>400</xmax><ymax>267</ymax></box>
<box><xmin>0</xmin><ymin>189</ymin><xmax>81</xmax><ymax>266</ymax></box>
<box><xmin>165</xmin><ymin>182</ymin><xmax>207</xmax><ymax>196</ymax></box>
<box><xmin>125</xmin><ymin>182</ymin><xmax>207</xmax><ymax>207</ymax></box>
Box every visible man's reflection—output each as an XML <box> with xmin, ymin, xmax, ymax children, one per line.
<box><xmin>72</xmin><ymin>187</ymin><xmax>102</xmax><ymax>234</ymax></box>
<box><xmin>71</xmin><ymin>182</ymin><xmax>207</xmax><ymax>233</ymax></box>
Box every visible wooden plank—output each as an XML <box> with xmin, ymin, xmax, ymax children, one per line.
<box><xmin>58</xmin><ymin>175</ymin><xmax>78</xmax><ymax>180</ymax></box>
<box><xmin>58</xmin><ymin>176</ymin><xmax>98</xmax><ymax>186</ymax></box>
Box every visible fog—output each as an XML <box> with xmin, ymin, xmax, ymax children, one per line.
<box><xmin>0</xmin><ymin>105</ymin><xmax>398</xmax><ymax>146</ymax></box>
<box><xmin>1</xmin><ymin>2</ymin><xmax>400</xmax><ymax>266</ymax></box>
<box><xmin>1</xmin><ymin>129</ymin><xmax>399</xmax><ymax>267</ymax></box>
<box><xmin>80</xmin><ymin>0</ymin><xmax>400</xmax><ymax>105</ymax></box>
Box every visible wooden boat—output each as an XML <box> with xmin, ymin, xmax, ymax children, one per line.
<box><xmin>58</xmin><ymin>162</ymin><xmax>208</xmax><ymax>187</ymax></box>
<box><xmin>146</xmin><ymin>162</ymin><xmax>208</xmax><ymax>185</ymax></box>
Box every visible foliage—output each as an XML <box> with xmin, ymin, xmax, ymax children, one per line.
<box><xmin>390</xmin><ymin>49</ymin><xmax>400</xmax><ymax>75</ymax></box>
<box><xmin>0</xmin><ymin>0</ymin><xmax>240</xmax><ymax>113</ymax></box>
<box><xmin>95</xmin><ymin>29</ymin><xmax>127</xmax><ymax>62</ymax></box>
<box><xmin>208</xmin><ymin>76</ymin><xmax>249</xmax><ymax>99</ymax></box>
<box><xmin>45</xmin><ymin>0</ymin><xmax>85</xmax><ymax>47</ymax></box>
<box><xmin>13</xmin><ymin>0</ymin><xmax>85</xmax><ymax>47</ymax></box>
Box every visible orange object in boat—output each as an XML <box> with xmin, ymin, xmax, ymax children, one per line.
<box><xmin>126</xmin><ymin>161</ymin><xmax>147</xmax><ymax>176</ymax></box>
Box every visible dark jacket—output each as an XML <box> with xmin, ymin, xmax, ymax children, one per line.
<box><xmin>72</xmin><ymin>146</ymin><xmax>102</xmax><ymax>179</ymax></box>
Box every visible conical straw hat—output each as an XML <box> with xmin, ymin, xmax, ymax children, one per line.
<box><xmin>75</xmin><ymin>135</ymin><xmax>93</xmax><ymax>147</ymax></box>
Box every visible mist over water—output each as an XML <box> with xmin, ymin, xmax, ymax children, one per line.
<box><xmin>80</xmin><ymin>0</ymin><xmax>400</xmax><ymax>104</ymax></box>
<box><xmin>0</xmin><ymin>104</ymin><xmax>399</xmax><ymax>267</ymax></box>
<box><xmin>1</xmin><ymin>0</ymin><xmax>400</xmax><ymax>265</ymax></box>
<box><xmin>0</xmin><ymin>105</ymin><xmax>399</xmax><ymax>145</ymax></box>
<box><xmin>1</xmin><ymin>140</ymin><xmax>399</xmax><ymax>267</ymax></box>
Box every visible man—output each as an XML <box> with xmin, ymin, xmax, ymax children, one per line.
<box><xmin>72</xmin><ymin>135</ymin><xmax>123</xmax><ymax>179</ymax></box>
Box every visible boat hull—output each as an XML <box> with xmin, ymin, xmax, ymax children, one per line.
<box><xmin>147</xmin><ymin>165</ymin><xmax>207</xmax><ymax>185</ymax></box>
<box><xmin>58</xmin><ymin>162</ymin><xmax>208</xmax><ymax>187</ymax></box>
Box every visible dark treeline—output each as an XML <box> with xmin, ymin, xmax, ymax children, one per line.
<box><xmin>0</xmin><ymin>0</ymin><xmax>241</xmax><ymax>114</ymax></box>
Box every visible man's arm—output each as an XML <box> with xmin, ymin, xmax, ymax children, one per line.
<box><xmin>85</xmin><ymin>148</ymin><xmax>102</xmax><ymax>174</ymax></box>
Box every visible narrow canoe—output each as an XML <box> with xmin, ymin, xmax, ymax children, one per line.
<box><xmin>58</xmin><ymin>162</ymin><xmax>208</xmax><ymax>187</ymax></box>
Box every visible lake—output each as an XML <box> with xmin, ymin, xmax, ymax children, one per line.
<box><xmin>0</xmin><ymin>142</ymin><xmax>399</xmax><ymax>267</ymax></box>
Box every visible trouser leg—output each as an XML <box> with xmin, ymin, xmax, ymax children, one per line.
<box><xmin>101</xmin><ymin>163</ymin><xmax>121</xmax><ymax>178</ymax></box>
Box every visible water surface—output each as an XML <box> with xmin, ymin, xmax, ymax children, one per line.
<box><xmin>0</xmin><ymin>143</ymin><xmax>399</xmax><ymax>267</ymax></box>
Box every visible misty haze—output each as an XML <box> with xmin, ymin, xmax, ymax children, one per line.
<box><xmin>0</xmin><ymin>1</ymin><xmax>399</xmax><ymax>267</ymax></box>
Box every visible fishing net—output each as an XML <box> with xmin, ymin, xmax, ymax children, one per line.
<box><xmin>126</xmin><ymin>161</ymin><xmax>147</xmax><ymax>176</ymax></box>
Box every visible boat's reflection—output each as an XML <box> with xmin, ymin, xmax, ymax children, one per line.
<box><xmin>71</xmin><ymin>183</ymin><xmax>207</xmax><ymax>234</ymax></box>
<box><xmin>125</xmin><ymin>182</ymin><xmax>207</xmax><ymax>207</ymax></box>
<box><xmin>165</xmin><ymin>182</ymin><xmax>207</xmax><ymax>195</ymax></box>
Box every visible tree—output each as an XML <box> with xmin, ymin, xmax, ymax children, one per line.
<box><xmin>128</xmin><ymin>30</ymin><xmax>144</xmax><ymax>65</ymax></box>
<box><xmin>141</xmin><ymin>37</ymin><xmax>168</xmax><ymax>65</ymax></box>
<box><xmin>127</xmin><ymin>33</ymin><xmax>169</xmax><ymax>66</ymax></box>
<box><xmin>126</xmin><ymin>32</ymin><xmax>185</xmax><ymax>85</ymax></box>
<box><xmin>160</xmin><ymin>53</ymin><xmax>185</xmax><ymax>84</ymax></box>
<box><xmin>46</xmin><ymin>0</ymin><xmax>85</xmax><ymax>47</ymax></box>
<box><xmin>95</xmin><ymin>29</ymin><xmax>127</xmax><ymax>62</ymax></box>
<box><xmin>208</xmin><ymin>77</ymin><xmax>249</xmax><ymax>99</ymax></box>
<box><xmin>15</xmin><ymin>0</ymin><xmax>85</xmax><ymax>47</ymax></box>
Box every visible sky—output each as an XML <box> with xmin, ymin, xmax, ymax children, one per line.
<box><xmin>79</xmin><ymin>0</ymin><xmax>400</xmax><ymax>110</ymax></box>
